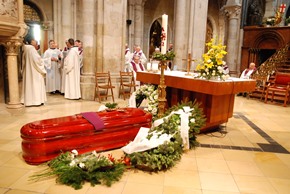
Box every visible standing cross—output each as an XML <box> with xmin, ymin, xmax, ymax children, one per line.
<box><xmin>279</xmin><ymin>3</ymin><xmax>286</xmax><ymax>13</ymax></box>
<box><xmin>182</xmin><ymin>53</ymin><xmax>196</xmax><ymax>76</ymax></box>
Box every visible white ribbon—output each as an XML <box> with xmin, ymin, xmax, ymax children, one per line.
<box><xmin>153</xmin><ymin>106</ymin><xmax>193</xmax><ymax>150</ymax></box>
<box><xmin>128</xmin><ymin>92</ymin><xmax>137</xmax><ymax>108</ymax></box>
<box><xmin>121</xmin><ymin>127</ymin><xmax>172</xmax><ymax>154</ymax></box>
<box><xmin>121</xmin><ymin>105</ymin><xmax>194</xmax><ymax>154</ymax></box>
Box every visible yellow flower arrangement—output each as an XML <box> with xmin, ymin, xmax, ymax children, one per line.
<box><xmin>196</xmin><ymin>38</ymin><xmax>229</xmax><ymax>80</ymax></box>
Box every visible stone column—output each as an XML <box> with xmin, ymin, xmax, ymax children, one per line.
<box><xmin>61</xmin><ymin>0</ymin><xmax>74</xmax><ymax>44</ymax></box>
<box><xmin>127</xmin><ymin>1</ymin><xmax>134</xmax><ymax>49</ymax></box>
<box><xmin>173</xmin><ymin>0</ymin><xmax>188</xmax><ymax>70</ymax></box>
<box><xmin>190</xmin><ymin>0</ymin><xmax>209</xmax><ymax>70</ymax></box>
<box><xmin>5</xmin><ymin>40</ymin><xmax>23</xmax><ymax>109</ymax></box>
<box><xmin>224</xmin><ymin>4</ymin><xmax>241</xmax><ymax>77</ymax></box>
<box><xmin>133</xmin><ymin>0</ymin><xmax>144</xmax><ymax>46</ymax></box>
<box><xmin>80</xmin><ymin>0</ymin><xmax>96</xmax><ymax>101</ymax></box>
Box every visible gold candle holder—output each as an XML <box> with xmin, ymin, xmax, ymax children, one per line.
<box><xmin>157</xmin><ymin>60</ymin><xmax>168</xmax><ymax>118</ymax></box>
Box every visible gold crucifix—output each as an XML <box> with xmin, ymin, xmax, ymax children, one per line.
<box><xmin>182</xmin><ymin>53</ymin><xmax>196</xmax><ymax>76</ymax></box>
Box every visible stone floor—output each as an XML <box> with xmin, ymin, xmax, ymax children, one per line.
<box><xmin>0</xmin><ymin>93</ymin><xmax>290</xmax><ymax>194</ymax></box>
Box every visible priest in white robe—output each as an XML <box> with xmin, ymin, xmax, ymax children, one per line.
<box><xmin>63</xmin><ymin>38</ymin><xmax>81</xmax><ymax>100</ymax></box>
<box><xmin>21</xmin><ymin>40</ymin><xmax>49</xmax><ymax>106</ymax></box>
<box><xmin>43</xmin><ymin>40</ymin><xmax>62</xmax><ymax>93</ymax></box>
<box><xmin>132</xmin><ymin>45</ymin><xmax>147</xmax><ymax>66</ymax></box>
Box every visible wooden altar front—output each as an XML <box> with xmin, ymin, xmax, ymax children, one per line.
<box><xmin>137</xmin><ymin>71</ymin><xmax>256</xmax><ymax>132</ymax></box>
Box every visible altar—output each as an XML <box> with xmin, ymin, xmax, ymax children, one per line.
<box><xmin>137</xmin><ymin>71</ymin><xmax>256</xmax><ymax>132</ymax></box>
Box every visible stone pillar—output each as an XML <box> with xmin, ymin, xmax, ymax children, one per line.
<box><xmin>190</xmin><ymin>0</ymin><xmax>209</xmax><ymax>70</ymax></box>
<box><xmin>173</xmin><ymin>0</ymin><xmax>188</xmax><ymax>70</ymax></box>
<box><xmin>5</xmin><ymin>40</ymin><xmax>23</xmax><ymax>109</ymax></box>
<box><xmin>61</xmin><ymin>0</ymin><xmax>74</xmax><ymax>44</ymax></box>
<box><xmin>80</xmin><ymin>0</ymin><xmax>96</xmax><ymax>101</ymax></box>
<box><xmin>127</xmin><ymin>1</ymin><xmax>134</xmax><ymax>48</ymax></box>
<box><xmin>133</xmin><ymin>0</ymin><xmax>144</xmax><ymax>46</ymax></box>
<box><xmin>224</xmin><ymin>4</ymin><xmax>241</xmax><ymax>77</ymax></box>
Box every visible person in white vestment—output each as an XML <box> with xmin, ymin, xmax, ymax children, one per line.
<box><xmin>75</xmin><ymin>39</ymin><xmax>84</xmax><ymax>72</ymax></box>
<box><xmin>63</xmin><ymin>38</ymin><xmax>81</xmax><ymax>100</ymax></box>
<box><xmin>21</xmin><ymin>39</ymin><xmax>49</xmax><ymax>106</ymax></box>
<box><xmin>132</xmin><ymin>45</ymin><xmax>147</xmax><ymax>66</ymax></box>
<box><xmin>60</xmin><ymin>39</ymin><xmax>70</xmax><ymax>94</ymax></box>
<box><xmin>124</xmin><ymin>43</ymin><xmax>131</xmax><ymax>71</ymax></box>
<box><xmin>240</xmin><ymin>62</ymin><xmax>256</xmax><ymax>79</ymax></box>
<box><xmin>43</xmin><ymin>40</ymin><xmax>62</xmax><ymax>94</ymax></box>
<box><xmin>238</xmin><ymin>62</ymin><xmax>256</xmax><ymax>97</ymax></box>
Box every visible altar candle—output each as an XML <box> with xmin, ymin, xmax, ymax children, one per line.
<box><xmin>161</xmin><ymin>14</ymin><xmax>168</xmax><ymax>54</ymax></box>
<box><xmin>146</xmin><ymin>63</ymin><xmax>152</xmax><ymax>71</ymax></box>
<box><xmin>152</xmin><ymin>61</ymin><xmax>159</xmax><ymax>71</ymax></box>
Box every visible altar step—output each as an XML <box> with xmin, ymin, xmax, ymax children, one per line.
<box><xmin>276</xmin><ymin>46</ymin><xmax>290</xmax><ymax>73</ymax></box>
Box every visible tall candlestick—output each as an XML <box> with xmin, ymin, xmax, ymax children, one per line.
<box><xmin>161</xmin><ymin>14</ymin><xmax>168</xmax><ymax>54</ymax></box>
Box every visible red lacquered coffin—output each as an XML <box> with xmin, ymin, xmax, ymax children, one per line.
<box><xmin>21</xmin><ymin>108</ymin><xmax>152</xmax><ymax>165</ymax></box>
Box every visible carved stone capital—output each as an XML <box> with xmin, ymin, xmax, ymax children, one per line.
<box><xmin>2</xmin><ymin>40</ymin><xmax>23</xmax><ymax>55</ymax></box>
<box><xmin>128</xmin><ymin>0</ymin><xmax>146</xmax><ymax>6</ymax></box>
<box><xmin>42</xmin><ymin>21</ymin><xmax>51</xmax><ymax>31</ymax></box>
<box><xmin>223</xmin><ymin>5</ymin><xmax>241</xmax><ymax>19</ymax></box>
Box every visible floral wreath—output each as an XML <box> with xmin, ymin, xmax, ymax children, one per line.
<box><xmin>31</xmin><ymin>87</ymin><xmax>206</xmax><ymax>190</ymax></box>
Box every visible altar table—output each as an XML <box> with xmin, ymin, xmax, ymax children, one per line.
<box><xmin>137</xmin><ymin>71</ymin><xmax>256</xmax><ymax>132</ymax></box>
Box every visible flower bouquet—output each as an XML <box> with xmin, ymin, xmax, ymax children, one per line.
<box><xmin>195</xmin><ymin>38</ymin><xmax>229</xmax><ymax>80</ymax></box>
<box><xmin>152</xmin><ymin>51</ymin><xmax>175</xmax><ymax>61</ymax></box>
<box><xmin>264</xmin><ymin>16</ymin><xmax>276</xmax><ymax>26</ymax></box>
<box><xmin>135</xmin><ymin>84</ymin><xmax>158</xmax><ymax>117</ymax></box>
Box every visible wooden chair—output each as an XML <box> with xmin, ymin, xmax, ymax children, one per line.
<box><xmin>95</xmin><ymin>71</ymin><xmax>115</xmax><ymax>103</ymax></box>
<box><xmin>119</xmin><ymin>71</ymin><xmax>137</xmax><ymax>100</ymax></box>
<box><xmin>264</xmin><ymin>72</ymin><xmax>290</xmax><ymax>107</ymax></box>
<box><xmin>248</xmin><ymin>77</ymin><xmax>267</xmax><ymax>101</ymax></box>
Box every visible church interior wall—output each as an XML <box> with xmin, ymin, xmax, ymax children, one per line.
<box><xmin>143</xmin><ymin>0</ymin><xmax>174</xmax><ymax>57</ymax></box>
<box><xmin>101</xmin><ymin>0</ymin><xmax>126</xmax><ymax>73</ymax></box>
<box><xmin>1</xmin><ymin>0</ymin><xmax>289</xmax><ymax>106</ymax></box>
<box><xmin>208</xmin><ymin>0</ymin><xmax>225</xmax><ymax>41</ymax></box>
<box><xmin>0</xmin><ymin>46</ymin><xmax>5</xmax><ymax>103</ymax></box>
<box><xmin>75</xmin><ymin>0</ymin><xmax>83</xmax><ymax>43</ymax></box>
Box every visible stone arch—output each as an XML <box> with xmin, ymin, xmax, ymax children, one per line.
<box><xmin>23</xmin><ymin>0</ymin><xmax>48</xmax><ymax>52</ymax></box>
<box><xmin>251</xmin><ymin>30</ymin><xmax>285</xmax><ymax>65</ymax></box>
<box><xmin>252</xmin><ymin>30</ymin><xmax>285</xmax><ymax>49</ymax></box>
<box><xmin>148</xmin><ymin>19</ymin><xmax>162</xmax><ymax>58</ymax></box>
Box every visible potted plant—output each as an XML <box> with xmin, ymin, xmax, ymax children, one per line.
<box><xmin>285</xmin><ymin>16</ymin><xmax>290</xmax><ymax>26</ymax></box>
<box><xmin>265</xmin><ymin>17</ymin><xmax>275</xmax><ymax>26</ymax></box>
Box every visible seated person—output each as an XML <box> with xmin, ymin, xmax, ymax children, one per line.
<box><xmin>240</xmin><ymin>62</ymin><xmax>256</xmax><ymax>79</ymax></box>
<box><xmin>129</xmin><ymin>55</ymin><xmax>145</xmax><ymax>85</ymax></box>
<box><xmin>238</xmin><ymin>62</ymin><xmax>256</xmax><ymax>97</ymax></box>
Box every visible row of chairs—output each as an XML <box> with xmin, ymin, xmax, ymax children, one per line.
<box><xmin>94</xmin><ymin>71</ymin><xmax>137</xmax><ymax>103</ymax></box>
<box><xmin>249</xmin><ymin>72</ymin><xmax>290</xmax><ymax>107</ymax></box>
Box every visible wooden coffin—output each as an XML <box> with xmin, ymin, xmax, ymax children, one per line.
<box><xmin>21</xmin><ymin>108</ymin><xmax>152</xmax><ymax>165</ymax></box>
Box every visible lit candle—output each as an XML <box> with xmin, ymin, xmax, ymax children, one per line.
<box><xmin>161</xmin><ymin>14</ymin><xmax>168</xmax><ymax>54</ymax></box>
<box><xmin>146</xmin><ymin>63</ymin><xmax>151</xmax><ymax>71</ymax></box>
<box><xmin>152</xmin><ymin>61</ymin><xmax>159</xmax><ymax>71</ymax></box>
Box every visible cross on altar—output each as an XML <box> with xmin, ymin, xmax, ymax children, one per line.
<box><xmin>279</xmin><ymin>3</ymin><xmax>286</xmax><ymax>13</ymax></box>
<box><xmin>182</xmin><ymin>53</ymin><xmax>196</xmax><ymax>76</ymax></box>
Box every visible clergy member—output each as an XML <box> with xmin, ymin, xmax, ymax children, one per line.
<box><xmin>75</xmin><ymin>39</ymin><xmax>84</xmax><ymax>70</ymax></box>
<box><xmin>129</xmin><ymin>55</ymin><xmax>145</xmax><ymax>79</ymax></box>
<box><xmin>60</xmin><ymin>39</ymin><xmax>70</xmax><ymax>94</ymax></box>
<box><xmin>21</xmin><ymin>39</ymin><xmax>48</xmax><ymax>106</ymax></box>
<box><xmin>43</xmin><ymin>40</ymin><xmax>62</xmax><ymax>94</ymax></box>
<box><xmin>132</xmin><ymin>45</ymin><xmax>147</xmax><ymax>66</ymax></box>
<box><xmin>124</xmin><ymin>43</ymin><xmax>131</xmax><ymax>71</ymax></box>
<box><xmin>63</xmin><ymin>38</ymin><xmax>81</xmax><ymax>100</ymax></box>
